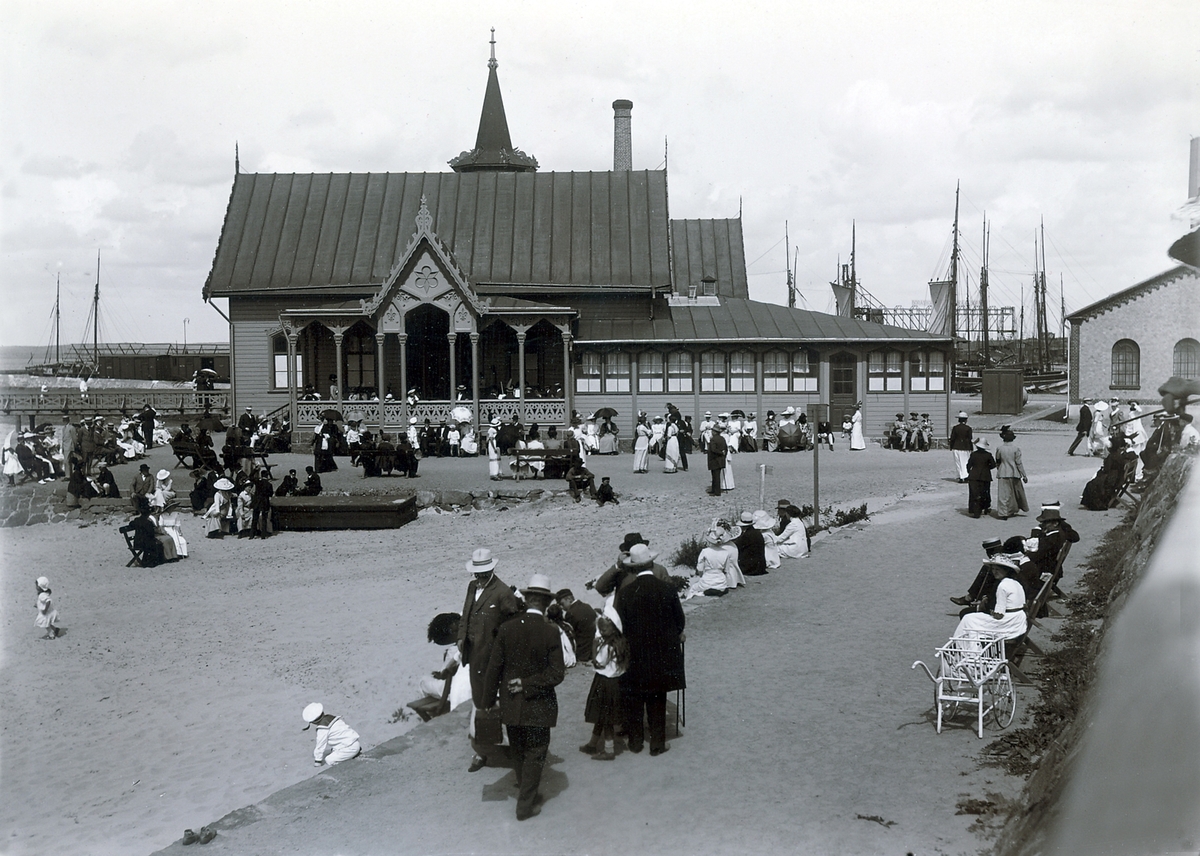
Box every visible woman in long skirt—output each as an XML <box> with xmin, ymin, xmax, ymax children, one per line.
<box><xmin>849</xmin><ymin>403</ymin><xmax>866</xmax><ymax>450</ymax></box>
<box><xmin>993</xmin><ymin>427</ymin><xmax>1029</xmax><ymax>519</ymax></box>
<box><xmin>486</xmin><ymin>421</ymin><xmax>501</xmax><ymax>480</ymax></box>
<box><xmin>663</xmin><ymin>419</ymin><xmax>681</xmax><ymax>473</ymax></box>
<box><xmin>632</xmin><ymin>415</ymin><xmax>651</xmax><ymax>473</ymax></box>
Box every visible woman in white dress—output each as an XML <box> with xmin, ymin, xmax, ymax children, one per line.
<box><xmin>774</xmin><ymin>504</ymin><xmax>810</xmax><ymax>559</ymax></box>
<box><xmin>584</xmin><ymin>418</ymin><xmax>601</xmax><ymax>453</ymax></box>
<box><xmin>1124</xmin><ymin>402</ymin><xmax>1149</xmax><ymax>479</ymax></box>
<box><xmin>953</xmin><ymin>558</ymin><xmax>1027</xmax><ymax>643</ymax></box>
<box><xmin>486</xmin><ymin>420</ymin><xmax>501</xmax><ymax>480</ymax></box>
<box><xmin>717</xmin><ymin>533</ymin><xmax>746</xmax><ymax>589</ymax></box>
<box><xmin>720</xmin><ymin>417</ymin><xmax>736</xmax><ymax>490</ymax></box>
<box><xmin>1088</xmin><ymin>401</ymin><xmax>1110</xmax><ymax>456</ymax></box>
<box><xmin>663</xmin><ymin>419</ymin><xmax>681</xmax><ymax>473</ymax></box>
<box><xmin>649</xmin><ymin>416</ymin><xmax>666</xmax><ymax>457</ymax></box>
<box><xmin>151</xmin><ymin>469</ymin><xmax>175</xmax><ymax>509</ymax></box>
<box><xmin>849</xmin><ymin>403</ymin><xmax>866</xmax><ymax>450</ymax></box>
<box><xmin>153</xmin><ymin>509</ymin><xmax>189</xmax><ymax>558</ymax></box>
<box><xmin>687</xmin><ymin>531</ymin><xmax>732</xmax><ymax>597</ymax></box>
<box><xmin>203</xmin><ymin>478</ymin><xmax>236</xmax><ymax>537</ymax></box>
<box><xmin>632</xmin><ymin>415</ymin><xmax>652</xmax><ymax>473</ymax></box>
<box><xmin>755</xmin><ymin>510</ymin><xmax>780</xmax><ymax>568</ymax></box>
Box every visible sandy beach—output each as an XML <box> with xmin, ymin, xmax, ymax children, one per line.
<box><xmin>0</xmin><ymin>403</ymin><xmax>1126</xmax><ymax>855</ymax></box>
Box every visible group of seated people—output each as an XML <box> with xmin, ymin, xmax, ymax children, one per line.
<box><xmin>4</xmin><ymin>430</ymin><xmax>64</xmax><ymax>484</ymax></box>
<box><xmin>354</xmin><ymin>431</ymin><xmax>421</xmax><ymax>478</ymax></box>
<box><xmin>120</xmin><ymin>494</ymin><xmax>189</xmax><ymax>567</ymax></box>
<box><xmin>761</xmin><ymin>408</ymin><xmax>837</xmax><ymax>452</ymax></box>
<box><xmin>685</xmin><ymin>501</ymin><xmax>811</xmax><ymax>598</ymax></box>
<box><xmin>945</xmin><ymin>502</ymin><xmax>1081</xmax><ymax>647</ymax></box>
<box><xmin>885</xmin><ymin>412</ymin><xmax>934</xmax><ymax>452</ymax></box>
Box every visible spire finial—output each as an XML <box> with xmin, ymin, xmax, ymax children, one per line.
<box><xmin>488</xmin><ymin>28</ymin><xmax>497</xmax><ymax>69</ymax></box>
<box><xmin>235</xmin><ymin>141</ymin><xmax>240</xmax><ymax>174</ymax></box>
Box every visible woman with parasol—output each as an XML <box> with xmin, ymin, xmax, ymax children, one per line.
<box><xmin>313</xmin><ymin>411</ymin><xmax>342</xmax><ymax>473</ymax></box>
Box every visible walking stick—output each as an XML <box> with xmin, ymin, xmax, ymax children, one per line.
<box><xmin>675</xmin><ymin>639</ymin><xmax>686</xmax><ymax>734</ymax></box>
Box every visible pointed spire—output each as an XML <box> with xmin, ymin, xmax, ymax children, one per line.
<box><xmin>449</xmin><ymin>29</ymin><xmax>537</xmax><ymax>173</ymax></box>
<box><xmin>235</xmin><ymin>141</ymin><xmax>240</xmax><ymax>174</ymax></box>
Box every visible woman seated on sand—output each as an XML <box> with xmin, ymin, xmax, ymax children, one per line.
<box><xmin>774</xmin><ymin>504</ymin><xmax>810</xmax><ymax>559</ymax></box>
<box><xmin>686</xmin><ymin>531</ymin><xmax>733</xmax><ymax>598</ymax></box>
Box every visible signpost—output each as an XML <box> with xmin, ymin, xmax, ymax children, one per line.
<box><xmin>807</xmin><ymin>403</ymin><xmax>829</xmax><ymax>528</ymax></box>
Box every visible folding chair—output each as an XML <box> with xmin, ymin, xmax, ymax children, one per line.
<box><xmin>119</xmin><ymin>524</ymin><xmax>145</xmax><ymax>567</ymax></box>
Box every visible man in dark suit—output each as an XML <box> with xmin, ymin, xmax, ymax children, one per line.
<box><xmin>237</xmin><ymin>406</ymin><xmax>259</xmax><ymax>436</ymax></box>
<box><xmin>707</xmin><ymin>427</ymin><xmax>728</xmax><ymax>496</ymax></box>
<box><xmin>138</xmin><ymin>402</ymin><xmax>157</xmax><ymax>449</ymax></box>
<box><xmin>614</xmin><ymin>544</ymin><xmax>686</xmax><ymax>756</ymax></box>
<box><xmin>555</xmin><ymin>588</ymin><xmax>596</xmax><ymax>663</ymax></box>
<box><xmin>732</xmin><ymin>511</ymin><xmax>768</xmax><ymax>576</ymax></box>
<box><xmin>482</xmin><ymin>574</ymin><xmax>565</xmax><ymax>821</ymax></box>
<box><xmin>1067</xmin><ymin>402</ymin><xmax>1093</xmax><ymax>456</ymax></box>
<box><xmin>458</xmin><ymin>548</ymin><xmax>520</xmax><ymax>772</ymax></box>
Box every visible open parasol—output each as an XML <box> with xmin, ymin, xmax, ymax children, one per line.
<box><xmin>346</xmin><ymin>411</ymin><xmax>366</xmax><ymax>424</ymax></box>
<box><xmin>319</xmin><ymin>408</ymin><xmax>343</xmax><ymax>421</ymax></box>
<box><xmin>451</xmin><ymin>405</ymin><xmax>473</xmax><ymax>423</ymax></box>
<box><xmin>591</xmin><ymin>407</ymin><xmax>619</xmax><ymax>419</ymax></box>
<box><xmin>730</xmin><ymin>409</ymin><xmax>746</xmax><ymax>418</ymax></box>
<box><xmin>197</xmin><ymin>368</ymin><xmax>218</xmax><ymax>377</ymax></box>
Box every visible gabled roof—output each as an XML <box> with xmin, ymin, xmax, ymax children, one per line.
<box><xmin>575</xmin><ymin>297</ymin><xmax>952</xmax><ymax>345</ymax></box>
<box><xmin>1066</xmin><ymin>265</ymin><xmax>1197</xmax><ymax>323</ymax></box>
<box><xmin>204</xmin><ymin>170</ymin><xmax>673</xmax><ymax>297</ymax></box>
<box><xmin>670</xmin><ymin>218</ymin><xmax>748</xmax><ymax>299</ymax></box>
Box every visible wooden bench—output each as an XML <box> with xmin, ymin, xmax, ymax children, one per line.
<box><xmin>511</xmin><ymin>447</ymin><xmax>574</xmax><ymax>480</ymax></box>
<box><xmin>1007</xmin><ymin>542</ymin><xmax>1073</xmax><ymax>684</ymax></box>
<box><xmin>271</xmin><ymin>495</ymin><xmax>418</xmax><ymax>530</ymax></box>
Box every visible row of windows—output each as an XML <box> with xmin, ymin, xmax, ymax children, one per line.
<box><xmin>579</xmin><ymin>349</ymin><xmax>944</xmax><ymax>394</ymax></box>
<box><xmin>1111</xmin><ymin>338</ymin><xmax>1199</xmax><ymax>388</ymax></box>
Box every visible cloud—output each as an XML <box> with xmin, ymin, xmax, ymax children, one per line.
<box><xmin>22</xmin><ymin>154</ymin><xmax>100</xmax><ymax>178</ymax></box>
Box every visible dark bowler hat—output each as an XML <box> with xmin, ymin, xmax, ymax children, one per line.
<box><xmin>619</xmin><ymin>532</ymin><xmax>648</xmax><ymax>552</ymax></box>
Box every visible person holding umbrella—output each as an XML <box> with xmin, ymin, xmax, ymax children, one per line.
<box><xmin>313</xmin><ymin>412</ymin><xmax>342</xmax><ymax>473</ymax></box>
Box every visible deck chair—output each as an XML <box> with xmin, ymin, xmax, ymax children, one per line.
<box><xmin>1007</xmin><ymin>572</ymin><xmax>1062</xmax><ymax>684</ymax></box>
<box><xmin>119</xmin><ymin>523</ymin><xmax>145</xmax><ymax>567</ymax></box>
<box><xmin>1110</xmin><ymin>457</ymin><xmax>1140</xmax><ymax>508</ymax></box>
<box><xmin>1046</xmin><ymin>541</ymin><xmax>1073</xmax><ymax>612</ymax></box>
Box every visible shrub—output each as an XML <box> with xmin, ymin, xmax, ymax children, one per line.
<box><xmin>671</xmin><ymin>533</ymin><xmax>706</xmax><ymax>570</ymax></box>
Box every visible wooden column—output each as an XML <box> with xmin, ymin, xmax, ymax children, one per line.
<box><xmin>447</xmin><ymin>332</ymin><xmax>457</xmax><ymax>403</ymax></box>
<box><xmin>470</xmin><ymin>332</ymin><xmax>480</xmax><ymax>431</ymax></box>
<box><xmin>375</xmin><ymin>333</ymin><xmax>386</xmax><ymax>430</ymax></box>
<box><xmin>692</xmin><ymin>352</ymin><xmax>701</xmax><ymax>426</ymax></box>
<box><xmin>630</xmin><ymin>352</ymin><xmax>639</xmax><ymax>434</ymax></box>
<box><xmin>333</xmin><ymin>331</ymin><xmax>345</xmax><ymax>411</ymax></box>
<box><xmin>562</xmin><ymin>331</ymin><xmax>573</xmax><ymax>429</ymax></box>
<box><xmin>755</xmin><ymin>352</ymin><xmax>764</xmax><ymax>433</ymax></box>
<box><xmin>287</xmin><ymin>331</ymin><xmax>298</xmax><ymax>431</ymax></box>
<box><xmin>398</xmin><ymin>333</ymin><xmax>408</xmax><ymax>426</ymax></box>
<box><xmin>902</xmin><ymin>351</ymin><xmax>911</xmax><ymax>417</ymax></box>
<box><xmin>516</xmin><ymin>331</ymin><xmax>527</xmax><ymax>426</ymax></box>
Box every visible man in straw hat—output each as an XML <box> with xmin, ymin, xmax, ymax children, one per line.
<box><xmin>458</xmin><ymin>548</ymin><xmax>519</xmax><ymax>773</ymax></box>
<box><xmin>706</xmin><ymin>419</ymin><xmax>728</xmax><ymax>496</ymax></box>
<box><xmin>614</xmin><ymin>544</ymin><xmax>685</xmax><ymax>757</ymax></box>
<box><xmin>1023</xmin><ymin>502</ymin><xmax>1080</xmax><ymax>592</ymax></box>
<box><xmin>482</xmin><ymin>573</ymin><xmax>565</xmax><ymax>821</ymax></box>
<box><xmin>949</xmin><ymin>411</ymin><xmax>974</xmax><ymax>481</ymax></box>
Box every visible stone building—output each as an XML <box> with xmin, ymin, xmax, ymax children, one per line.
<box><xmin>202</xmin><ymin>41</ymin><xmax>952</xmax><ymax>438</ymax></box>
<box><xmin>1067</xmin><ymin>265</ymin><xmax>1200</xmax><ymax>408</ymax></box>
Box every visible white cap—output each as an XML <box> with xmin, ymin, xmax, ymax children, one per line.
<box><xmin>302</xmin><ymin>702</ymin><xmax>323</xmax><ymax>729</ymax></box>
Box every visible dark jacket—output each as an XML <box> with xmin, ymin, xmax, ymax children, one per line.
<box><xmin>733</xmin><ymin>526</ymin><xmax>767</xmax><ymax>576</ymax></box>
<box><xmin>458</xmin><ymin>574</ymin><xmax>520</xmax><ymax>706</ymax></box>
<box><xmin>966</xmin><ymin>448</ymin><xmax>996</xmax><ymax>481</ymax></box>
<box><xmin>615</xmin><ymin>571</ymin><xmax>686</xmax><ymax>694</ymax></box>
<box><xmin>563</xmin><ymin>601</ymin><xmax>597</xmax><ymax>662</ymax></box>
<box><xmin>482</xmin><ymin>610</ymin><xmax>565</xmax><ymax>728</ymax></box>
<box><xmin>707</xmin><ymin>432</ymin><xmax>728</xmax><ymax>471</ymax></box>
<box><xmin>1075</xmin><ymin>405</ymin><xmax>1093</xmax><ymax>434</ymax></box>
<box><xmin>949</xmin><ymin>422</ymin><xmax>974</xmax><ymax>451</ymax></box>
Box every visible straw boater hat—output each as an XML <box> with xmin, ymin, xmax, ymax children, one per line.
<box><xmin>213</xmin><ymin>478</ymin><xmax>234</xmax><ymax>491</ymax></box>
<box><xmin>521</xmin><ymin>573</ymin><xmax>554</xmax><ymax>597</ymax></box>
<box><xmin>301</xmin><ymin>703</ymin><xmax>323</xmax><ymax>730</ymax></box>
<box><xmin>982</xmin><ymin>537</ymin><xmax>1003</xmax><ymax>553</ymax></box>
<box><xmin>621</xmin><ymin>543</ymin><xmax>659</xmax><ymax>569</ymax></box>
<box><xmin>738</xmin><ymin>511</ymin><xmax>755</xmax><ymax>527</ymax></box>
<box><xmin>156</xmin><ymin>468</ymin><xmax>170</xmax><ymax>480</ymax></box>
<box><xmin>957</xmin><ymin>411</ymin><xmax>968</xmax><ymax>420</ymax></box>
<box><xmin>466</xmin><ymin>548</ymin><xmax>499</xmax><ymax>573</ymax></box>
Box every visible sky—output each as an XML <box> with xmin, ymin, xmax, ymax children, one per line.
<box><xmin>1</xmin><ymin>0</ymin><xmax>1197</xmax><ymax>352</ymax></box>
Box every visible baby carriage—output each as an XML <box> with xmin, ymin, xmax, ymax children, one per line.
<box><xmin>912</xmin><ymin>633</ymin><xmax>1016</xmax><ymax>738</ymax></box>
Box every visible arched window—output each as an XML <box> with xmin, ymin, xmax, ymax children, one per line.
<box><xmin>1111</xmin><ymin>339</ymin><xmax>1140</xmax><ymax>389</ymax></box>
<box><xmin>638</xmin><ymin>352</ymin><xmax>664</xmax><ymax>392</ymax></box>
<box><xmin>1173</xmin><ymin>338</ymin><xmax>1199</xmax><ymax>380</ymax></box>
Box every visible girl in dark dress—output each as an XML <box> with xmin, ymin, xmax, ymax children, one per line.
<box><xmin>579</xmin><ymin>612</ymin><xmax>629</xmax><ymax>761</ymax></box>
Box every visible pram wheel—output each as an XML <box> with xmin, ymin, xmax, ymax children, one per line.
<box><xmin>987</xmin><ymin>670</ymin><xmax>1016</xmax><ymax>729</ymax></box>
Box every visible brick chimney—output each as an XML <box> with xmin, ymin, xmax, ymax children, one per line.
<box><xmin>613</xmin><ymin>100</ymin><xmax>633</xmax><ymax>171</ymax></box>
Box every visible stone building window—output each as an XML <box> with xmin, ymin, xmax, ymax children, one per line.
<box><xmin>1173</xmin><ymin>338</ymin><xmax>1199</xmax><ymax>380</ymax></box>
<box><xmin>1110</xmin><ymin>339</ymin><xmax>1140</xmax><ymax>389</ymax></box>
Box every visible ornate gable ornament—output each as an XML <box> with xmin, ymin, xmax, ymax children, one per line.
<box><xmin>361</xmin><ymin>196</ymin><xmax>489</xmax><ymax>319</ymax></box>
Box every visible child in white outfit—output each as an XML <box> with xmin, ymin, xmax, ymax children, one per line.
<box><xmin>302</xmin><ymin>703</ymin><xmax>361</xmax><ymax>766</ymax></box>
<box><xmin>35</xmin><ymin>576</ymin><xmax>59</xmax><ymax>639</ymax></box>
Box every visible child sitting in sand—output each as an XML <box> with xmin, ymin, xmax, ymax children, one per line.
<box><xmin>302</xmin><ymin>703</ymin><xmax>362</xmax><ymax>767</ymax></box>
<box><xmin>35</xmin><ymin>576</ymin><xmax>59</xmax><ymax>640</ymax></box>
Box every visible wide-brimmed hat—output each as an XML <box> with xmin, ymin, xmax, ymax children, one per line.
<box><xmin>782</xmin><ymin>406</ymin><xmax>796</xmax><ymax>416</ymax></box>
<box><xmin>704</xmin><ymin>530</ymin><xmax>722</xmax><ymax>546</ymax></box>
<box><xmin>301</xmin><ymin>702</ymin><xmax>323</xmax><ymax>730</ymax></box>
<box><xmin>1037</xmin><ymin>504</ymin><xmax>1063</xmax><ymax>523</ymax></box>
<box><xmin>984</xmin><ymin>557</ymin><xmax>1020</xmax><ymax>574</ymax></box>
<box><xmin>213</xmin><ymin>478</ymin><xmax>235</xmax><ymax>491</ymax></box>
<box><xmin>619</xmin><ymin>532</ymin><xmax>649</xmax><ymax>552</ymax></box>
<box><xmin>752</xmin><ymin>510</ymin><xmax>774</xmax><ymax>530</ymax></box>
<box><xmin>620</xmin><ymin>543</ymin><xmax>659</xmax><ymax>569</ymax></box>
<box><xmin>490</xmin><ymin>417</ymin><xmax>501</xmax><ymax>426</ymax></box>
<box><xmin>1093</xmin><ymin>400</ymin><xmax>1109</xmax><ymax>412</ymax></box>
<box><xmin>521</xmin><ymin>573</ymin><xmax>554</xmax><ymax>597</ymax></box>
<box><xmin>156</xmin><ymin>468</ymin><xmax>170</xmax><ymax>480</ymax></box>
<box><xmin>738</xmin><ymin>511</ymin><xmax>755</xmax><ymax>526</ymax></box>
<box><xmin>957</xmin><ymin>411</ymin><xmax>968</xmax><ymax>419</ymax></box>
<box><xmin>973</xmin><ymin>437</ymin><xmax>988</xmax><ymax>448</ymax></box>
<box><xmin>36</xmin><ymin>576</ymin><xmax>50</xmax><ymax>589</ymax></box>
<box><xmin>704</xmin><ymin>411</ymin><xmax>712</xmax><ymax>416</ymax></box>
<box><xmin>718</xmin><ymin>412</ymin><xmax>731</xmax><ymax>419</ymax></box>
<box><xmin>466</xmin><ymin>548</ymin><xmax>498</xmax><ymax>574</ymax></box>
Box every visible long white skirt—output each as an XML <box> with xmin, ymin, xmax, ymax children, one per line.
<box><xmin>633</xmin><ymin>446</ymin><xmax>649</xmax><ymax>472</ymax></box>
<box><xmin>663</xmin><ymin>436</ymin><xmax>681</xmax><ymax>473</ymax></box>
<box><xmin>721</xmin><ymin>457</ymin><xmax>735</xmax><ymax>490</ymax></box>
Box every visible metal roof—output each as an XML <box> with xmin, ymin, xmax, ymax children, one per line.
<box><xmin>670</xmin><ymin>219</ymin><xmax>748</xmax><ymax>299</ymax></box>
<box><xmin>1066</xmin><ymin>265</ymin><xmax>1197</xmax><ymax>323</ymax></box>
<box><xmin>204</xmin><ymin>170</ymin><xmax>672</xmax><ymax>297</ymax></box>
<box><xmin>576</xmin><ymin>297</ymin><xmax>952</xmax><ymax>345</ymax></box>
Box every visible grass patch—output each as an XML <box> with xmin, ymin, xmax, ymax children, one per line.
<box><xmin>670</xmin><ymin>534</ymin><xmax>706</xmax><ymax>570</ymax></box>
<box><xmin>1064</xmin><ymin>519</ymin><xmax>1135</xmax><ymax>620</ymax></box>
<box><xmin>388</xmin><ymin>707</ymin><xmax>414</xmax><ymax>724</ymax></box>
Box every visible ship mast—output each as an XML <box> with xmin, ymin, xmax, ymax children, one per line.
<box><xmin>980</xmin><ymin>214</ymin><xmax>990</xmax><ymax>365</ymax></box>
<box><xmin>93</xmin><ymin>250</ymin><xmax>100</xmax><ymax>365</ymax></box>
